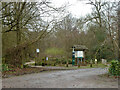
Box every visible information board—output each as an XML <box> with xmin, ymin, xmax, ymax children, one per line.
<box><xmin>77</xmin><ymin>51</ymin><xmax>84</xmax><ymax>58</ymax></box>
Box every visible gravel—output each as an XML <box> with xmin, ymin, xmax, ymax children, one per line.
<box><xmin>2</xmin><ymin>68</ymin><xmax>118</xmax><ymax>88</ymax></box>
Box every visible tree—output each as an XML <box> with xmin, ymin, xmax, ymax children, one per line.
<box><xmin>85</xmin><ymin>0</ymin><xmax>118</xmax><ymax>61</ymax></box>
<box><xmin>1</xmin><ymin>1</ymin><xmax>66</xmax><ymax>67</ymax></box>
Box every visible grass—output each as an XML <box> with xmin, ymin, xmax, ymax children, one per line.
<box><xmin>55</xmin><ymin>63</ymin><xmax>108</xmax><ymax>69</ymax></box>
<box><xmin>91</xmin><ymin>63</ymin><xmax>108</xmax><ymax>68</ymax></box>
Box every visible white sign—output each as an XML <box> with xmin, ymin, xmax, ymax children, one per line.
<box><xmin>77</xmin><ymin>51</ymin><xmax>84</xmax><ymax>58</ymax></box>
<box><xmin>95</xmin><ymin>59</ymin><xmax>97</xmax><ymax>62</ymax></box>
<box><xmin>36</xmin><ymin>49</ymin><xmax>40</xmax><ymax>53</ymax></box>
<box><xmin>95</xmin><ymin>59</ymin><xmax>97</xmax><ymax>64</ymax></box>
<box><xmin>46</xmin><ymin>57</ymin><xmax>48</xmax><ymax>61</ymax></box>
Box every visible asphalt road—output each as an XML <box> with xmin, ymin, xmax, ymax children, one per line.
<box><xmin>2</xmin><ymin>68</ymin><xmax>118</xmax><ymax>88</ymax></box>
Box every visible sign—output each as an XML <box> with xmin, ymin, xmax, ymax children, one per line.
<box><xmin>95</xmin><ymin>59</ymin><xmax>97</xmax><ymax>64</ymax></box>
<box><xmin>36</xmin><ymin>49</ymin><xmax>40</xmax><ymax>53</ymax></box>
<box><xmin>95</xmin><ymin>59</ymin><xmax>97</xmax><ymax>62</ymax></box>
<box><xmin>77</xmin><ymin>51</ymin><xmax>84</xmax><ymax>58</ymax></box>
<box><xmin>46</xmin><ymin>57</ymin><xmax>48</xmax><ymax>61</ymax></box>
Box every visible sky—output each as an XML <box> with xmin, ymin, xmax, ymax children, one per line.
<box><xmin>51</xmin><ymin>0</ymin><xmax>92</xmax><ymax>18</ymax></box>
<box><xmin>51</xmin><ymin>0</ymin><xmax>119</xmax><ymax>18</ymax></box>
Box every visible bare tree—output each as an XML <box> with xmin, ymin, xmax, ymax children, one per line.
<box><xmin>1</xmin><ymin>1</ymin><xmax>66</xmax><ymax>67</ymax></box>
<box><xmin>85</xmin><ymin>0</ymin><xmax>119</xmax><ymax>60</ymax></box>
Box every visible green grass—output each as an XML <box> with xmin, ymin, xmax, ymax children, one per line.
<box><xmin>92</xmin><ymin>64</ymin><xmax>108</xmax><ymax>68</ymax></box>
<box><xmin>61</xmin><ymin>63</ymin><xmax>108</xmax><ymax>69</ymax></box>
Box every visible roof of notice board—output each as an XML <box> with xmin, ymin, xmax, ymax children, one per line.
<box><xmin>72</xmin><ymin>45</ymin><xmax>88</xmax><ymax>50</ymax></box>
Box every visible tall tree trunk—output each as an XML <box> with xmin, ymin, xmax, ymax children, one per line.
<box><xmin>16</xmin><ymin>3</ymin><xmax>22</xmax><ymax>67</ymax></box>
<box><xmin>16</xmin><ymin>23</ymin><xmax>21</xmax><ymax>45</ymax></box>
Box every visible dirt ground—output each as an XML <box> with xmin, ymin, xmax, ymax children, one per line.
<box><xmin>2</xmin><ymin>68</ymin><xmax>118</xmax><ymax>88</ymax></box>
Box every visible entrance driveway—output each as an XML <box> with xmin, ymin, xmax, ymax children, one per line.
<box><xmin>2</xmin><ymin>68</ymin><xmax>118</xmax><ymax>88</ymax></box>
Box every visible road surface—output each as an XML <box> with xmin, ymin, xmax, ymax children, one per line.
<box><xmin>2</xmin><ymin>68</ymin><xmax>118</xmax><ymax>88</ymax></box>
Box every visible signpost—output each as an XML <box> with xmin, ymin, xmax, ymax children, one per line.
<box><xmin>35</xmin><ymin>48</ymin><xmax>40</xmax><ymax>66</ymax></box>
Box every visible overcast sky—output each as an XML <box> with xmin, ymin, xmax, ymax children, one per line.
<box><xmin>51</xmin><ymin>0</ymin><xmax>92</xmax><ymax>18</ymax></box>
<box><xmin>51</xmin><ymin>0</ymin><xmax>119</xmax><ymax>18</ymax></box>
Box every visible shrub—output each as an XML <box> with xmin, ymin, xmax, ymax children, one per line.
<box><xmin>36</xmin><ymin>61</ymin><xmax>42</xmax><ymax>66</ymax></box>
<box><xmin>2</xmin><ymin>64</ymin><xmax>9</xmax><ymax>71</ymax></box>
<box><xmin>61</xmin><ymin>59</ymin><xmax>66</xmax><ymax>64</ymax></box>
<box><xmin>42</xmin><ymin>63</ymin><xmax>45</xmax><ymax>66</ymax></box>
<box><xmin>109</xmin><ymin>60</ymin><xmax>120</xmax><ymax>76</ymax></box>
<box><xmin>23</xmin><ymin>64</ymin><xmax>30</xmax><ymax>68</ymax></box>
<box><xmin>68</xmin><ymin>59</ymin><xmax>72</xmax><ymax>64</ymax></box>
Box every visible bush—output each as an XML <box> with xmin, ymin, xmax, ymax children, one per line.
<box><xmin>36</xmin><ymin>61</ymin><xmax>42</xmax><ymax>66</ymax></box>
<box><xmin>68</xmin><ymin>59</ymin><xmax>72</xmax><ymax>64</ymax></box>
<box><xmin>42</xmin><ymin>63</ymin><xmax>45</xmax><ymax>66</ymax></box>
<box><xmin>23</xmin><ymin>64</ymin><xmax>30</xmax><ymax>68</ymax></box>
<box><xmin>109</xmin><ymin>60</ymin><xmax>120</xmax><ymax>76</ymax></box>
<box><xmin>2</xmin><ymin>64</ymin><xmax>9</xmax><ymax>71</ymax></box>
<box><xmin>62</xmin><ymin>59</ymin><xmax>66</xmax><ymax>64</ymax></box>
